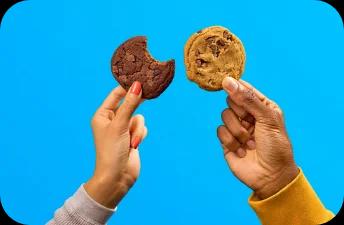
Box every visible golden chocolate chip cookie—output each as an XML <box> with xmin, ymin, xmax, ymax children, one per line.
<box><xmin>184</xmin><ymin>26</ymin><xmax>246</xmax><ymax>91</ymax></box>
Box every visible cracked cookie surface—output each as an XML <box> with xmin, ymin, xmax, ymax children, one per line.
<box><xmin>184</xmin><ymin>26</ymin><xmax>246</xmax><ymax>91</ymax></box>
<box><xmin>111</xmin><ymin>36</ymin><xmax>175</xmax><ymax>99</ymax></box>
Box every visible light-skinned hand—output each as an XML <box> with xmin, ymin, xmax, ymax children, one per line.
<box><xmin>218</xmin><ymin>77</ymin><xmax>298</xmax><ymax>200</ymax></box>
<box><xmin>84</xmin><ymin>81</ymin><xmax>147</xmax><ymax>208</ymax></box>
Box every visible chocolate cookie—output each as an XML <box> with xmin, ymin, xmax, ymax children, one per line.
<box><xmin>111</xmin><ymin>36</ymin><xmax>175</xmax><ymax>99</ymax></box>
<box><xmin>184</xmin><ymin>26</ymin><xmax>246</xmax><ymax>91</ymax></box>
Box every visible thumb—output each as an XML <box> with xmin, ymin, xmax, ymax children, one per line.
<box><xmin>222</xmin><ymin>77</ymin><xmax>267</xmax><ymax>119</ymax></box>
<box><xmin>113</xmin><ymin>81</ymin><xmax>142</xmax><ymax>131</ymax></box>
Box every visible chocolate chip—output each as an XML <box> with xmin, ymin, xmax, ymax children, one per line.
<box><xmin>208</xmin><ymin>78</ymin><xmax>216</xmax><ymax>85</ymax></box>
<box><xmin>210</xmin><ymin>44</ymin><xmax>220</xmax><ymax>57</ymax></box>
<box><xmin>216</xmin><ymin>39</ymin><xmax>225</xmax><ymax>46</ymax></box>
<box><xmin>196</xmin><ymin>59</ymin><xmax>202</xmax><ymax>67</ymax></box>
<box><xmin>195</xmin><ymin>49</ymin><xmax>200</xmax><ymax>56</ymax></box>
<box><xmin>210</xmin><ymin>44</ymin><xmax>217</xmax><ymax>52</ymax></box>
<box><xmin>196</xmin><ymin>72</ymin><xmax>204</xmax><ymax>76</ymax></box>
<box><xmin>223</xmin><ymin>31</ymin><xmax>232</xmax><ymax>40</ymax></box>
<box><xmin>196</xmin><ymin>59</ymin><xmax>206</xmax><ymax>67</ymax></box>
<box><xmin>205</xmin><ymin>36</ymin><xmax>215</xmax><ymax>43</ymax></box>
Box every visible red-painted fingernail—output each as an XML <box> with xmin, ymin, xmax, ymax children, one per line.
<box><xmin>130</xmin><ymin>81</ymin><xmax>142</xmax><ymax>96</ymax></box>
<box><xmin>131</xmin><ymin>136</ymin><xmax>141</xmax><ymax>149</ymax></box>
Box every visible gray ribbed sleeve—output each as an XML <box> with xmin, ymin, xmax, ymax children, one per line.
<box><xmin>47</xmin><ymin>185</ymin><xmax>115</xmax><ymax>225</ymax></box>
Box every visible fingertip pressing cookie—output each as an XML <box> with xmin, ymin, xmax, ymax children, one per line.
<box><xmin>184</xmin><ymin>26</ymin><xmax>246</xmax><ymax>91</ymax></box>
<box><xmin>111</xmin><ymin>36</ymin><xmax>175</xmax><ymax>99</ymax></box>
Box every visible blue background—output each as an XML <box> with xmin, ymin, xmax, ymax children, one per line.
<box><xmin>1</xmin><ymin>0</ymin><xmax>343</xmax><ymax>224</ymax></box>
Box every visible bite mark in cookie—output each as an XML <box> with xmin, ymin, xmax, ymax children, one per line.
<box><xmin>111</xmin><ymin>36</ymin><xmax>175</xmax><ymax>99</ymax></box>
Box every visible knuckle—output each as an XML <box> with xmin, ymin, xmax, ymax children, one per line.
<box><xmin>217</xmin><ymin>126</ymin><xmax>224</xmax><ymax>137</ymax></box>
<box><xmin>275</xmin><ymin>105</ymin><xmax>283</xmax><ymax>116</ymax></box>
<box><xmin>243</xmin><ymin>113</ymin><xmax>255</xmax><ymax>124</ymax></box>
<box><xmin>221</xmin><ymin>109</ymin><xmax>230</xmax><ymax>121</ymax></box>
<box><xmin>111</xmin><ymin>89</ymin><xmax>122</xmax><ymax>99</ymax></box>
<box><xmin>269</xmin><ymin>101</ymin><xmax>284</xmax><ymax>120</ymax></box>
<box><xmin>224</xmin><ymin>138</ymin><xmax>239</xmax><ymax>152</ymax></box>
<box><xmin>225</xmin><ymin>133</ymin><xmax>235</xmax><ymax>144</ymax></box>
<box><xmin>241</xmin><ymin>88</ymin><xmax>256</xmax><ymax>104</ymax></box>
<box><xmin>124</xmin><ymin>98</ymin><xmax>137</xmax><ymax>109</ymax></box>
<box><xmin>216</xmin><ymin>127</ymin><xmax>237</xmax><ymax>150</ymax></box>
<box><xmin>223</xmin><ymin>142</ymin><xmax>231</xmax><ymax>151</ymax></box>
<box><xmin>272</xmin><ymin>109</ymin><xmax>283</xmax><ymax>123</ymax></box>
<box><xmin>123</xmin><ymin>99</ymin><xmax>134</xmax><ymax>108</ymax></box>
<box><xmin>276</xmin><ymin>108</ymin><xmax>283</xmax><ymax>117</ymax></box>
<box><xmin>234</xmin><ymin>127</ymin><xmax>247</xmax><ymax>138</ymax></box>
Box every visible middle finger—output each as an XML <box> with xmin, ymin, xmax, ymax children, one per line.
<box><xmin>221</xmin><ymin>108</ymin><xmax>251</xmax><ymax>144</ymax></box>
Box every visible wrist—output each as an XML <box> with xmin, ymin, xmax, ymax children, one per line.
<box><xmin>254</xmin><ymin>164</ymin><xmax>299</xmax><ymax>200</ymax></box>
<box><xmin>84</xmin><ymin>175</ymin><xmax>129</xmax><ymax>209</ymax></box>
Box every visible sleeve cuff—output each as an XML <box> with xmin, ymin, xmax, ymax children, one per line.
<box><xmin>64</xmin><ymin>184</ymin><xmax>116</xmax><ymax>224</ymax></box>
<box><xmin>248</xmin><ymin>168</ymin><xmax>334</xmax><ymax>225</ymax></box>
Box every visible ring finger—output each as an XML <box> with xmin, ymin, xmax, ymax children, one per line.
<box><xmin>217</xmin><ymin>125</ymin><xmax>241</xmax><ymax>155</ymax></box>
<box><xmin>221</xmin><ymin>108</ymin><xmax>251</xmax><ymax>144</ymax></box>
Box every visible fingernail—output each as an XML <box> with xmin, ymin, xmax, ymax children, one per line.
<box><xmin>223</xmin><ymin>77</ymin><xmax>238</xmax><ymax>94</ymax></box>
<box><xmin>237</xmin><ymin>148</ymin><xmax>246</xmax><ymax>158</ymax></box>
<box><xmin>130</xmin><ymin>81</ymin><xmax>142</xmax><ymax>96</ymax></box>
<box><xmin>131</xmin><ymin>136</ymin><xmax>141</xmax><ymax>149</ymax></box>
<box><xmin>247</xmin><ymin>140</ymin><xmax>256</xmax><ymax>149</ymax></box>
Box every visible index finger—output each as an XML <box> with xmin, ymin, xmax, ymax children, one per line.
<box><xmin>99</xmin><ymin>86</ymin><xmax>127</xmax><ymax>111</ymax></box>
<box><xmin>222</xmin><ymin>77</ymin><xmax>267</xmax><ymax>118</ymax></box>
<box><xmin>239</xmin><ymin>80</ymin><xmax>267</xmax><ymax>101</ymax></box>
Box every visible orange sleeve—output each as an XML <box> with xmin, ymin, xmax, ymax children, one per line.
<box><xmin>249</xmin><ymin>169</ymin><xmax>334</xmax><ymax>225</ymax></box>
